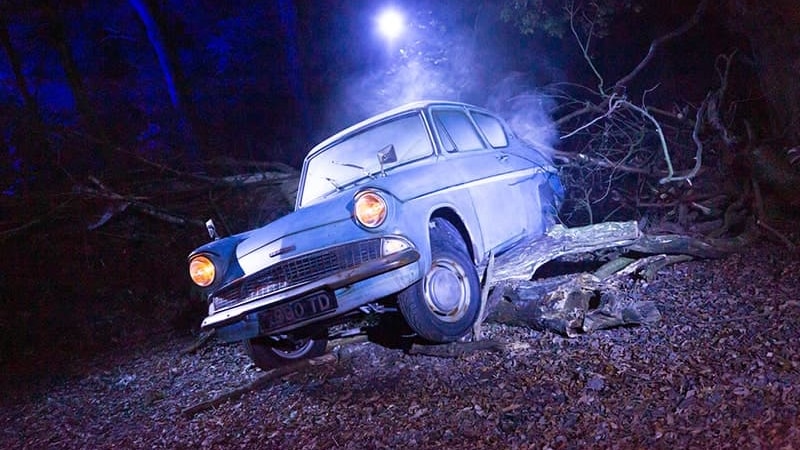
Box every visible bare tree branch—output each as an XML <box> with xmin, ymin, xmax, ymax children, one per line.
<box><xmin>706</xmin><ymin>50</ymin><xmax>739</xmax><ymax>147</ymax></box>
<box><xmin>0</xmin><ymin>198</ymin><xmax>73</xmax><ymax>240</ymax></box>
<box><xmin>565</xmin><ymin>1</ymin><xmax>606</xmax><ymax>95</ymax></box>
<box><xmin>614</xmin><ymin>0</ymin><xmax>709</xmax><ymax>90</ymax></box>
<box><xmin>616</xmin><ymin>99</ymin><xmax>680</xmax><ymax>184</ymax></box>
<box><xmin>79</xmin><ymin>176</ymin><xmax>205</xmax><ymax>229</ymax></box>
<box><xmin>561</xmin><ymin>93</ymin><xmax>621</xmax><ymax>139</ymax></box>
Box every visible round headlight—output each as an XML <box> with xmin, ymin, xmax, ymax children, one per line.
<box><xmin>354</xmin><ymin>191</ymin><xmax>387</xmax><ymax>228</ymax></box>
<box><xmin>189</xmin><ymin>255</ymin><xmax>216</xmax><ymax>287</ymax></box>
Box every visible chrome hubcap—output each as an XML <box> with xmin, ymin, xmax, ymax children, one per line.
<box><xmin>270</xmin><ymin>336</ymin><xmax>314</xmax><ymax>359</ymax></box>
<box><xmin>423</xmin><ymin>257</ymin><xmax>470</xmax><ymax>323</ymax></box>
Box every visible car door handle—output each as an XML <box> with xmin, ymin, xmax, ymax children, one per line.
<box><xmin>496</xmin><ymin>154</ymin><xmax>509</xmax><ymax>163</ymax></box>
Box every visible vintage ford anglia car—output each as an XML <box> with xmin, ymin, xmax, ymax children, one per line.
<box><xmin>188</xmin><ymin>100</ymin><xmax>562</xmax><ymax>369</ymax></box>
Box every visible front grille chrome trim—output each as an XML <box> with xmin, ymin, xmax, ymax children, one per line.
<box><xmin>211</xmin><ymin>239</ymin><xmax>382</xmax><ymax>312</ymax></box>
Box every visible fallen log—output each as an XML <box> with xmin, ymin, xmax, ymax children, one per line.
<box><xmin>491</xmin><ymin>221</ymin><xmax>641</xmax><ymax>283</ymax></box>
<box><xmin>180</xmin><ymin>330</ymin><xmax>216</xmax><ymax>355</ymax></box>
<box><xmin>487</xmin><ymin>271</ymin><xmax>662</xmax><ymax>337</ymax></box>
<box><xmin>482</xmin><ymin>220</ymin><xmax>748</xmax><ymax>337</ymax></box>
<box><xmin>182</xmin><ymin>352</ymin><xmax>337</xmax><ymax>417</ymax></box>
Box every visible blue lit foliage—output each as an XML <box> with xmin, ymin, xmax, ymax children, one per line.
<box><xmin>0</xmin><ymin>0</ymin><xmax>560</xmax><ymax>184</ymax></box>
<box><xmin>501</xmin><ymin>0</ymin><xmax>639</xmax><ymax>38</ymax></box>
<box><xmin>0</xmin><ymin>0</ymin><xmax>319</xmax><ymax>185</ymax></box>
<box><xmin>0</xmin><ymin>0</ymin><xmax>796</xmax><ymax>192</ymax></box>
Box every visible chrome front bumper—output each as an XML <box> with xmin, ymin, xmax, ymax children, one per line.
<box><xmin>201</xmin><ymin>247</ymin><xmax>420</xmax><ymax>331</ymax></box>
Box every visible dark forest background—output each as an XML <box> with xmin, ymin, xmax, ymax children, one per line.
<box><xmin>1</xmin><ymin>0</ymin><xmax>798</xmax><ymax>374</ymax></box>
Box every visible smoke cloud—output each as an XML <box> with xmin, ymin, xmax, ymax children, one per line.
<box><xmin>487</xmin><ymin>73</ymin><xmax>559</xmax><ymax>158</ymax></box>
<box><xmin>337</xmin><ymin>58</ymin><xmax>459</xmax><ymax>124</ymax></box>
<box><xmin>325</xmin><ymin>8</ymin><xmax>477</xmax><ymax>132</ymax></box>
<box><xmin>324</xmin><ymin>12</ymin><xmax>559</xmax><ymax>161</ymax></box>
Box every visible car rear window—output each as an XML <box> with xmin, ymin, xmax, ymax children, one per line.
<box><xmin>473</xmin><ymin>112</ymin><xmax>509</xmax><ymax>148</ymax></box>
<box><xmin>433</xmin><ymin>109</ymin><xmax>485</xmax><ymax>152</ymax></box>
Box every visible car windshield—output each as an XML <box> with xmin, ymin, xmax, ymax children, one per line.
<box><xmin>299</xmin><ymin>112</ymin><xmax>433</xmax><ymax>206</ymax></box>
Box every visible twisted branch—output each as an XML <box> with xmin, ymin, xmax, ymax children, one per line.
<box><xmin>614</xmin><ymin>0</ymin><xmax>709</xmax><ymax>90</ymax></box>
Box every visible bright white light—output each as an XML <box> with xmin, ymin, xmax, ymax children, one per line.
<box><xmin>377</xmin><ymin>8</ymin><xmax>405</xmax><ymax>41</ymax></box>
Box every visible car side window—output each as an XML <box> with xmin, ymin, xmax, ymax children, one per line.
<box><xmin>473</xmin><ymin>112</ymin><xmax>509</xmax><ymax>148</ymax></box>
<box><xmin>433</xmin><ymin>109</ymin><xmax>485</xmax><ymax>152</ymax></box>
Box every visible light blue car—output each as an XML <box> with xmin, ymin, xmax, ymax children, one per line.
<box><xmin>188</xmin><ymin>101</ymin><xmax>562</xmax><ymax>369</ymax></box>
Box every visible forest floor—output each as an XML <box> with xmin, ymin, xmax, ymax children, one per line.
<box><xmin>1</xmin><ymin>222</ymin><xmax>799</xmax><ymax>449</ymax></box>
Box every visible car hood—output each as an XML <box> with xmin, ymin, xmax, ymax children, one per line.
<box><xmin>235</xmin><ymin>192</ymin><xmax>354</xmax><ymax>260</ymax></box>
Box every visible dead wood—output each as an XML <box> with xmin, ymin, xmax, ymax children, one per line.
<box><xmin>627</xmin><ymin>227</ymin><xmax>754</xmax><ymax>258</ymax></box>
<box><xmin>482</xmin><ymin>219</ymin><xmax>742</xmax><ymax>337</ymax></box>
<box><xmin>0</xmin><ymin>198</ymin><xmax>73</xmax><ymax>241</ymax></box>
<box><xmin>407</xmin><ymin>340</ymin><xmax>506</xmax><ymax>358</ymax></box>
<box><xmin>593</xmin><ymin>256</ymin><xmax>636</xmax><ymax>280</ymax></box>
<box><xmin>115</xmin><ymin>147</ymin><xmax>300</xmax><ymax>190</ymax></box>
<box><xmin>80</xmin><ymin>176</ymin><xmax>205</xmax><ymax>229</ymax></box>
<box><xmin>487</xmin><ymin>270</ymin><xmax>663</xmax><ymax>337</ymax></box>
<box><xmin>757</xmin><ymin>219</ymin><xmax>797</xmax><ymax>250</ymax></box>
<box><xmin>488</xmin><ymin>274</ymin><xmax>599</xmax><ymax>337</ymax></box>
<box><xmin>550</xmin><ymin>147</ymin><xmax>664</xmax><ymax>176</ymax></box>
<box><xmin>582</xmin><ymin>297</ymin><xmax>661</xmax><ymax>333</ymax></box>
<box><xmin>606</xmin><ymin>253</ymin><xmax>693</xmax><ymax>282</ymax></box>
<box><xmin>491</xmin><ymin>221</ymin><xmax>641</xmax><ymax>283</ymax></box>
<box><xmin>183</xmin><ymin>336</ymin><xmax>374</xmax><ymax>417</ymax></box>
<box><xmin>180</xmin><ymin>330</ymin><xmax>216</xmax><ymax>355</ymax></box>
<box><xmin>472</xmin><ymin>251</ymin><xmax>495</xmax><ymax>341</ymax></box>
<box><xmin>181</xmin><ymin>352</ymin><xmax>337</xmax><ymax>418</ymax></box>
<box><xmin>613</xmin><ymin>0</ymin><xmax>709</xmax><ymax>90</ymax></box>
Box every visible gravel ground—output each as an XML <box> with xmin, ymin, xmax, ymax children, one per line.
<box><xmin>2</xmin><ymin>232</ymin><xmax>799</xmax><ymax>449</ymax></box>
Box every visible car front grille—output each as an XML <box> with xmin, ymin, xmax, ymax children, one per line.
<box><xmin>211</xmin><ymin>239</ymin><xmax>382</xmax><ymax>311</ymax></box>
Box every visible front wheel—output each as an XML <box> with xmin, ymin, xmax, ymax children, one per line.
<box><xmin>398</xmin><ymin>218</ymin><xmax>480</xmax><ymax>343</ymax></box>
<box><xmin>245</xmin><ymin>332</ymin><xmax>328</xmax><ymax>370</ymax></box>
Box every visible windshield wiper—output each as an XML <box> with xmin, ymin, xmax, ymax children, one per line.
<box><xmin>324</xmin><ymin>177</ymin><xmax>341</xmax><ymax>191</ymax></box>
<box><xmin>331</xmin><ymin>161</ymin><xmax>375</xmax><ymax>179</ymax></box>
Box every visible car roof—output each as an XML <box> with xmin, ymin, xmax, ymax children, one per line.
<box><xmin>305</xmin><ymin>100</ymin><xmax>495</xmax><ymax>159</ymax></box>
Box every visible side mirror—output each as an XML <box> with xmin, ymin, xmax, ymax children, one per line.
<box><xmin>377</xmin><ymin>144</ymin><xmax>397</xmax><ymax>176</ymax></box>
<box><xmin>206</xmin><ymin>219</ymin><xmax>220</xmax><ymax>240</ymax></box>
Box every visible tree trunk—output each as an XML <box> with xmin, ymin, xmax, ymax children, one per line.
<box><xmin>128</xmin><ymin>0</ymin><xmax>203</xmax><ymax>160</ymax></box>
<box><xmin>726</xmin><ymin>1</ymin><xmax>800</xmax><ymax>142</ymax></box>
<box><xmin>43</xmin><ymin>4</ymin><xmax>113</xmax><ymax>170</ymax></box>
<box><xmin>0</xmin><ymin>15</ymin><xmax>49</xmax><ymax>188</ymax></box>
<box><xmin>277</xmin><ymin>0</ymin><xmax>311</xmax><ymax>140</ymax></box>
<box><xmin>0</xmin><ymin>19</ymin><xmax>36</xmax><ymax>109</ymax></box>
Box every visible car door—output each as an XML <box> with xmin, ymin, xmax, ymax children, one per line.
<box><xmin>470</xmin><ymin>110</ymin><xmax>554</xmax><ymax>237</ymax></box>
<box><xmin>429</xmin><ymin>107</ymin><xmax>527</xmax><ymax>252</ymax></box>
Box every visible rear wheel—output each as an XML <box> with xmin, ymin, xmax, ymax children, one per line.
<box><xmin>398</xmin><ymin>218</ymin><xmax>480</xmax><ymax>343</ymax></box>
<box><xmin>245</xmin><ymin>332</ymin><xmax>328</xmax><ymax>370</ymax></box>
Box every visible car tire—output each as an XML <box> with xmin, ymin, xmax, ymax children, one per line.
<box><xmin>398</xmin><ymin>218</ymin><xmax>480</xmax><ymax>343</ymax></box>
<box><xmin>245</xmin><ymin>333</ymin><xmax>328</xmax><ymax>370</ymax></box>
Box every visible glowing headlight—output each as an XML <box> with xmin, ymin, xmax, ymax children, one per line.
<box><xmin>189</xmin><ymin>255</ymin><xmax>216</xmax><ymax>287</ymax></box>
<box><xmin>354</xmin><ymin>191</ymin><xmax>387</xmax><ymax>228</ymax></box>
